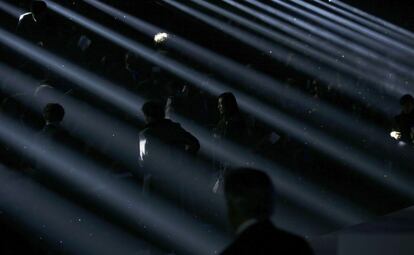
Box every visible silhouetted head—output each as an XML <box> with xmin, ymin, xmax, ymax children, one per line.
<box><xmin>400</xmin><ymin>94</ymin><xmax>414</xmax><ymax>114</ymax></box>
<box><xmin>43</xmin><ymin>103</ymin><xmax>64</xmax><ymax>124</ymax></box>
<box><xmin>218</xmin><ymin>92</ymin><xmax>239</xmax><ymax>118</ymax></box>
<box><xmin>224</xmin><ymin>168</ymin><xmax>275</xmax><ymax>231</ymax></box>
<box><xmin>142</xmin><ymin>101</ymin><xmax>165</xmax><ymax>124</ymax></box>
<box><xmin>31</xmin><ymin>0</ymin><xmax>47</xmax><ymax>22</ymax></box>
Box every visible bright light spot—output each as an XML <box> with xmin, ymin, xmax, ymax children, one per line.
<box><xmin>139</xmin><ymin>138</ymin><xmax>147</xmax><ymax>160</ymax></box>
<box><xmin>19</xmin><ymin>13</ymin><xmax>31</xmax><ymax>22</ymax></box>
<box><xmin>390</xmin><ymin>131</ymin><xmax>401</xmax><ymax>140</ymax></box>
<box><xmin>154</xmin><ymin>32</ymin><xmax>169</xmax><ymax>44</ymax></box>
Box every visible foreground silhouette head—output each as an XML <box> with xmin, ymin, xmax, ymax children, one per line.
<box><xmin>142</xmin><ymin>101</ymin><xmax>165</xmax><ymax>124</ymax></box>
<box><xmin>224</xmin><ymin>168</ymin><xmax>274</xmax><ymax>231</ymax></box>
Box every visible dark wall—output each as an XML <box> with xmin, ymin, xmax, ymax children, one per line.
<box><xmin>345</xmin><ymin>0</ymin><xmax>414</xmax><ymax>31</ymax></box>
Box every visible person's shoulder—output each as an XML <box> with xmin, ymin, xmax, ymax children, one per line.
<box><xmin>162</xmin><ymin>118</ymin><xmax>179</xmax><ymax>125</ymax></box>
<box><xmin>220</xmin><ymin>221</ymin><xmax>312</xmax><ymax>255</ymax></box>
<box><xmin>140</xmin><ymin>124</ymin><xmax>150</xmax><ymax>133</ymax></box>
<box><xmin>140</xmin><ymin>119</ymin><xmax>176</xmax><ymax>134</ymax></box>
<box><xmin>160</xmin><ymin>119</ymin><xmax>185</xmax><ymax>131</ymax></box>
<box><xmin>268</xmin><ymin>224</ymin><xmax>313</xmax><ymax>253</ymax></box>
<box><xmin>273</xmin><ymin>226</ymin><xmax>309</xmax><ymax>244</ymax></box>
<box><xmin>228</xmin><ymin>113</ymin><xmax>246</xmax><ymax>127</ymax></box>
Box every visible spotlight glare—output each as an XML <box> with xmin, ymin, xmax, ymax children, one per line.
<box><xmin>154</xmin><ymin>32</ymin><xmax>168</xmax><ymax>44</ymax></box>
<box><xmin>390</xmin><ymin>131</ymin><xmax>402</xmax><ymax>140</ymax></box>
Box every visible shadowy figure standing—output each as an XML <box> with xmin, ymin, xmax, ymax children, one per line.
<box><xmin>138</xmin><ymin>101</ymin><xmax>200</xmax><ymax>195</ymax></box>
<box><xmin>213</xmin><ymin>92</ymin><xmax>248</xmax><ymax>193</ymax></box>
<box><xmin>33</xmin><ymin>103</ymin><xmax>77</xmax><ymax>174</ymax></box>
<box><xmin>39</xmin><ymin>103</ymin><xmax>67</xmax><ymax>142</ymax></box>
<box><xmin>391</xmin><ymin>94</ymin><xmax>414</xmax><ymax>145</ymax></box>
<box><xmin>17</xmin><ymin>0</ymin><xmax>50</xmax><ymax>47</ymax></box>
<box><xmin>221</xmin><ymin>168</ymin><xmax>313</xmax><ymax>255</ymax></box>
<box><xmin>16</xmin><ymin>0</ymin><xmax>63</xmax><ymax>78</ymax></box>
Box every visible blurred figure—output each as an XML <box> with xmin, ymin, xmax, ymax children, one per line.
<box><xmin>221</xmin><ymin>168</ymin><xmax>313</xmax><ymax>255</ymax></box>
<box><xmin>41</xmin><ymin>103</ymin><xmax>66</xmax><ymax>136</ymax></box>
<box><xmin>17</xmin><ymin>0</ymin><xmax>50</xmax><ymax>46</ymax></box>
<box><xmin>391</xmin><ymin>94</ymin><xmax>414</xmax><ymax>145</ymax></box>
<box><xmin>215</xmin><ymin>92</ymin><xmax>247</xmax><ymax>143</ymax></box>
<box><xmin>212</xmin><ymin>92</ymin><xmax>248</xmax><ymax>193</ymax></box>
<box><xmin>34</xmin><ymin>103</ymin><xmax>78</xmax><ymax>169</ymax></box>
<box><xmin>165</xmin><ymin>83</ymin><xmax>211</xmax><ymax>126</ymax></box>
<box><xmin>16</xmin><ymin>0</ymin><xmax>64</xmax><ymax>78</ymax></box>
<box><xmin>121</xmin><ymin>52</ymin><xmax>152</xmax><ymax>96</ymax></box>
<box><xmin>31</xmin><ymin>103</ymin><xmax>65</xmax><ymax>175</ymax></box>
<box><xmin>138</xmin><ymin>101</ymin><xmax>200</xmax><ymax>194</ymax></box>
<box><xmin>124</xmin><ymin>52</ymin><xmax>142</xmax><ymax>83</ymax></box>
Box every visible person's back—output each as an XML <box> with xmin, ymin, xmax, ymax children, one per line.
<box><xmin>139</xmin><ymin>118</ymin><xmax>199</xmax><ymax>169</ymax></box>
<box><xmin>138</xmin><ymin>101</ymin><xmax>199</xmax><ymax>194</ymax></box>
<box><xmin>221</xmin><ymin>168</ymin><xmax>313</xmax><ymax>255</ymax></box>
<box><xmin>140</xmin><ymin>118</ymin><xmax>196</xmax><ymax>152</ymax></box>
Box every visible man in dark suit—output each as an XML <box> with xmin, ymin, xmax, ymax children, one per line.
<box><xmin>221</xmin><ymin>168</ymin><xmax>313</xmax><ymax>255</ymax></box>
<box><xmin>138</xmin><ymin>101</ymin><xmax>200</xmax><ymax>195</ymax></box>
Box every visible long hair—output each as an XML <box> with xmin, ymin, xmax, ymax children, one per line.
<box><xmin>218</xmin><ymin>92</ymin><xmax>240</xmax><ymax>116</ymax></box>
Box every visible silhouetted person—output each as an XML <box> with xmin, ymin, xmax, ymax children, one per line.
<box><xmin>34</xmin><ymin>103</ymin><xmax>78</xmax><ymax>173</ymax></box>
<box><xmin>213</xmin><ymin>92</ymin><xmax>248</xmax><ymax>193</ymax></box>
<box><xmin>40</xmin><ymin>103</ymin><xmax>66</xmax><ymax>140</ymax></box>
<box><xmin>214</xmin><ymin>92</ymin><xmax>247</xmax><ymax>143</ymax></box>
<box><xmin>17</xmin><ymin>1</ymin><xmax>49</xmax><ymax>46</ymax></box>
<box><xmin>221</xmin><ymin>168</ymin><xmax>313</xmax><ymax>255</ymax></box>
<box><xmin>16</xmin><ymin>1</ymin><xmax>64</xmax><ymax>78</ymax></box>
<box><xmin>124</xmin><ymin>52</ymin><xmax>142</xmax><ymax>83</ymax></box>
<box><xmin>112</xmin><ymin>52</ymin><xmax>151</xmax><ymax>97</ymax></box>
<box><xmin>392</xmin><ymin>94</ymin><xmax>414</xmax><ymax>145</ymax></box>
<box><xmin>138</xmin><ymin>101</ymin><xmax>200</xmax><ymax>194</ymax></box>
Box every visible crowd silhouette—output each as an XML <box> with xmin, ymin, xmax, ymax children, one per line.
<box><xmin>0</xmin><ymin>0</ymin><xmax>413</xmax><ymax>254</ymax></box>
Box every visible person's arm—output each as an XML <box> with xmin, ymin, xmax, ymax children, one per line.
<box><xmin>184</xmin><ymin>131</ymin><xmax>200</xmax><ymax>153</ymax></box>
<box><xmin>177</xmin><ymin>126</ymin><xmax>200</xmax><ymax>153</ymax></box>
